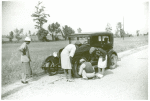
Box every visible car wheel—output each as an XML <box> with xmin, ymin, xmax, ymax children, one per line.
<box><xmin>109</xmin><ymin>54</ymin><xmax>117</xmax><ymax>69</ymax></box>
<box><xmin>72</xmin><ymin>62</ymin><xmax>81</xmax><ymax>78</ymax></box>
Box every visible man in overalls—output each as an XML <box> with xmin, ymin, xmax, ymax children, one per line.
<box><xmin>19</xmin><ymin>37</ymin><xmax>32</xmax><ymax>84</ymax></box>
<box><xmin>78</xmin><ymin>59</ymin><xmax>95</xmax><ymax>80</ymax></box>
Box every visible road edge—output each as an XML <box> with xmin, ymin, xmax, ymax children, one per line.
<box><xmin>118</xmin><ymin>45</ymin><xmax>148</xmax><ymax>58</ymax></box>
<box><xmin>2</xmin><ymin>45</ymin><xmax>148</xmax><ymax>97</ymax></box>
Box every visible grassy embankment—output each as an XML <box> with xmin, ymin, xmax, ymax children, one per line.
<box><xmin>2</xmin><ymin>36</ymin><xmax>148</xmax><ymax>86</ymax></box>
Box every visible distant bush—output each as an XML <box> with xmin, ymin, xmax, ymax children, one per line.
<box><xmin>6</xmin><ymin>31</ymin><xmax>14</xmax><ymax>42</ymax></box>
<box><xmin>37</xmin><ymin>28</ymin><xmax>49</xmax><ymax>42</ymax></box>
<box><xmin>14</xmin><ymin>28</ymin><xmax>23</xmax><ymax>42</ymax></box>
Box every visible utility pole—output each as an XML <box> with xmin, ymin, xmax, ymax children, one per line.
<box><xmin>123</xmin><ymin>16</ymin><xmax>124</xmax><ymax>40</ymax></box>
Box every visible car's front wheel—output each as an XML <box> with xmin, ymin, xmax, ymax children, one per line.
<box><xmin>72</xmin><ymin>62</ymin><xmax>81</xmax><ymax>78</ymax></box>
<box><xmin>109</xmin><ymin>54</ymin><xmax>117</xmax><ymax>69</ymax></box>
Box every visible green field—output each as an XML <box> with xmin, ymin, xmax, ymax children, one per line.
<box><xmin>2</xmin><ymin>36</ymin><xmax>148</xmax><ymax>86</ymax></box>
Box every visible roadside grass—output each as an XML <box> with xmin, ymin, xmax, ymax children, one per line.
<box><xmin>2</xmin><ymin>36</ymin><xmax>148</xmax><ymax>86</ymax></box>
<box><xmin>2</xmin><ymin>35</ymin><xmax>62</xmax><ymax>43</ymax></box>
<box><xmin>114</xmin><ymin>36</ymin><xmax>148</xmax><ymax>52</ymax></box>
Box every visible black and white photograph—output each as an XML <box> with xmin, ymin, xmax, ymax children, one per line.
<box><xmin>1</xmin><ymin>0</ymin><xmax>149</xmax><ymax>100</ymax></box>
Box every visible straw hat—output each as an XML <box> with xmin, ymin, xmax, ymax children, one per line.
<box><xmin>25</xmin><ymin>37</ymin><xmax>31</xmax><ymax>41</ymax></box>
<box><xmin>53</xmin><ymin>52</ymin><xmax>58</xmax><ymax>57</ymax></box>
<box><xmin>80</xmin><ymin>59</ymin><xmax>85</xmax><ymax>63</ymax></box>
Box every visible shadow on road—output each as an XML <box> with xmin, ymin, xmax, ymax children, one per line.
<box><xmin>31</xmin><ymin>72</ymin><xmax>47</xmax><ymax>81</ymax></box>
<box><xmin>31</xmin><ymin>70</ymin><xmax>64</xmax><ymax>81</ymax></box>
<box><xmin>95</xmin><ymin>68</ymin><xmax>114</xmax><ymax>76</ymax></box>
<box><xmin>2</xmin><ymin>84</ymin><xmax>28</xmax><ymax>99</ymax></box>
<box><xmin>105</xmin><ymin>70</ymin><xmax>113</xmax><ymax>76</ymax></box>
<box><xmin>1</xmin><ymin>72</ymin><xmax>47</xmax><ymax>99</ymax></box>
<box><xmin>2</xmin><ymin>71</ymin><xmax>62</xmax><ymax>99</ymax></box>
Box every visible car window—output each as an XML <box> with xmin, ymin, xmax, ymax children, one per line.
<box><xmin>102</xmin><ymin>36</ymin><xmax>108</xmax><ymax>40</ymax></box>
<box><xmin>98</xmin><ymin>36</ymin><xmax>110</xmax><ymax>43</ymax></box>
<box><xmin>98</xmin><ymin>36</ymin><xmax>102</xmax><ymax>41</ymax></box>
<box><xmin>103</xmin><ymin>36</ymin><xmax>110</xmax><ymax>43</ymax></box>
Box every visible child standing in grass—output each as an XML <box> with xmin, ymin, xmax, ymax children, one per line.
<box><xmin>18</xmin><ymin>37</ymin><xmax>32</xmax><ymax>84</ymax></box>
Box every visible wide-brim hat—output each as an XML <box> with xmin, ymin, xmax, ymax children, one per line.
<box><xmin>75</xmin><ymin>40</ymin><xmax>82</xmax><ymax>45</ymax></box>
<box><xmin>53</xmin><ymin>52</ymin><xmax>58</xmax><ymax>57</ymax></box>
<box><xmin>80</xmin><ymin>59</ymin><xmax>85</xmax><ymax>63</ymax></box>
<box><xmin>25</xmin><ymin>37</ymin><xmax>31</xmax><ymax>41</ymax></box>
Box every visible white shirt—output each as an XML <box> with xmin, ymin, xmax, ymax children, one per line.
<box><xmin>63</xmin><ymin>44</ymin><xmax>76</xmax><ymax>57</ymax></box>
<box><xmin>18</xmin><ymin>42</ymin><xmax>31</xmax><ymax>62</ymax></box>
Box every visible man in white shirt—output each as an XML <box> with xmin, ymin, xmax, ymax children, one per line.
<box><xmin>61</xmin><ymin>41</ymin><xmax>82</xmax><ymax>82</ymax></box>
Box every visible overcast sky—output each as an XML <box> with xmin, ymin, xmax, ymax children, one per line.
<box><xmin>2</xmin><ymin>0</ymin><xmax>149</xmax><ymax>35</ymax></box>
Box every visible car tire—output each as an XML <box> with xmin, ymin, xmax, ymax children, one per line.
<box><xmin>109</xmin><ymin>54</ymin><xmax>117</xmax><ymax>69</ymax></box>
<box><xmin>72</xmin><ymin>62</ymin><xmax>81</xmax><ymax>78</ymax></box>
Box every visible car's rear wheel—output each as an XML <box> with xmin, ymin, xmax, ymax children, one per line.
<box><xmin>109</xmin><ymin>54</ymin><xmax>117</xmax><ymax>69</ymax></box>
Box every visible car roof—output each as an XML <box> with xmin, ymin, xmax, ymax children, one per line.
<box><xmin>68</xmin><ymin>32</ymin><xmax>113</xmax><ymax>37</ymax></box>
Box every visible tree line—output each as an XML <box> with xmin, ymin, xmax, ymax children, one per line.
<box><xmin>31</xmin><ymin>1</ymin><xmax>76</xmax><ymax>42</ymax></box>
<box><xmin>6</xmin><ymin>1</ymin><xmax>146</xmax><ymax>43</ymax></box>
<box><xmin>5</xmin><ymin>1</ymin><xmax>78</xmax><ymax>42</ymax></box>
<box><xmin>6</xmin><ymin>28</ymin><xmax>23</xmax><ymax>42</ymax></box>
<box><xmin>105</xmin><ymin>22</ymin><xmax>145</xmax><ymax>37</ymax></box>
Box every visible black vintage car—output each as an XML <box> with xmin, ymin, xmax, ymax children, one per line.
<box><xmin>65</xmin><ymin>32</ymin><xmax>119</xmax><ymax>78</ymax></box>
<box><xmin>45</xmin><ymin>32</ymin><xmax>119</xmax><ymax>77</ymax></box>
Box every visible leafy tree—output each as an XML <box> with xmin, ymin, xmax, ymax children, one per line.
<box><xmin>37</xmin><ymin>28</ymin><xmax>49</xmax><ymax>41</ymax></box>
<box><xmin>25</xmin><ymin>30</ymin><xmax>31</xmax><ymax>37</ymax></box>
<box><xmin>105</xmin><ymin>23</ymin><xmax>112</xmax><ymax>32</ymax></box>
<box><xmin>116</xmin><ymin>22</ymin><xmax>125</xmax><ymax>38</ymax></box>
<box><xmin>48</xmin><ymin>22</ymin><xmax>61</xmax><ymax>41</ymax></box>
<box><xmin>62</xmin><ymin>25</ymin><xmax>75</xmax><ymax>40</ymax></box>
<box><xmin>32</xmin><ymin>32</ymin><xmax>36</xmax><ymax>36</ymax></box>
<box><xmin>31</xmin><ymin>1</ymin><xmax>50</xmax><ymax>29</ymax></box>
<box><xmin>77</xmin><ymin>28</ymin><xmax>82</xmax><ymax>33</ymax></box>
<box><xmin>25</xmin><ymin>33</ymin><xmax>28</xmax><ymax>37</ymax></box>
<box><xmin>120</xmin><ymin>29</ymin><xmax>125</xmax><ymax>38</ymax></box>
<box><xmin>114</xmin><ymin>30</ymin><xmax>120</xmax><ymax>37</ymax></box>
<box><xmin>31</xmin><ymin>1</ymin><xmax>50</xmax><ymax>41</ymax></box>
<box><xmin>117</xmin><ymin>22</ymin><xmax>122</xmax><ymax>29</ymax></box>
<box><xmin>28</xmin><ymin>30</ymin><xmax>31</xmax><ymax>36</ymax></box>
<box><xmin>6</xmin><ymin>31</ymin><xmax>14</xmax><ymax>42</ymax></box>
<box><xmin>48</xmin><ymin>23</ymin><xmax>55</xmax><ymax>40</ymax></box>
<box><xmin>14</xmin><ymin>28</ymin><xmax>23</xmax><ymax>42</ymax></box>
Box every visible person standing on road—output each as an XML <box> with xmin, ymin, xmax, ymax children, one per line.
<box><xmin>61</xmin><ymin>41</ymin><xmax>82</xmax><ymax>82</ymax></box>
<box><xmin>18</xmin><ymin>37</ymin><xmax>32</xmax><ymax>84</ymax></box>
<box><xmin>97</xmin><ymin>48</ymin><xmax>107</xmax><ymax>78</ymax></box>
<box><xmin>78</xmin><ymin>59</ymin><xmax>96</xmax><ymax>80</ymax></box>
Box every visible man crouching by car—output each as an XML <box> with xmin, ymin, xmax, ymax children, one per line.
<box><xmin>78</xmin><ymin>59</ymin><xmax>96</xmax><ymax>80</ymax></box>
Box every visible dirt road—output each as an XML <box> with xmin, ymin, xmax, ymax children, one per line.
<box><xmin>2</xmin><ymin>47</ymin><xmax>148</xmax><ymax>100</ymax></box>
